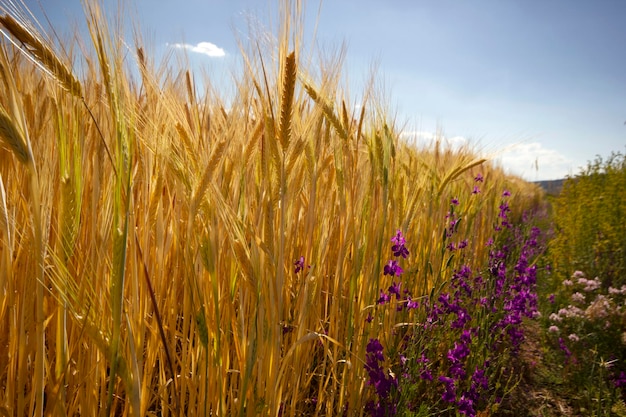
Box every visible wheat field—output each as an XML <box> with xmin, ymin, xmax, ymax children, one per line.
<box><xmin>0</xmin><ymin>1</ymin><xmax>542</xmax><ymax>415</ymax></box>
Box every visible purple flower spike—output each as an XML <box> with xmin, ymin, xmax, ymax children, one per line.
<box><xmin>388</xmin><ymin>282</ymin><xmax>402</xmax><ymax>299</ymax></box>
<box><xmin>474</xmin><ymin>173</ymin><xmax>484</xmax><ymax>182</ymax></box>
<box><xmin>391</xmin><ymin>230</ymin><xmax>410</xmax><ymax>258</ymax></box>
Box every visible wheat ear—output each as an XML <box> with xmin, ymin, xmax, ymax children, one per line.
<box><xmin>302</xmin><ymin>80</ymin><xmax>348</xmax><ymax>141</ymax></box>
<box><xmin>0</xmin><ymin>103</ymin><xmax>30</xmax><ymax>164</ymax></box>
<box><xmin>278</xmin><ymin>51</ymin><xmax>296</xmax><ymax>151</ymax></box>
<box><xmin>0</xmin><ymin>14</ymin><xmax>82</xmax><ymax>97</ymax></box>
<box><xmin>0</xmin><ymin>13</ymin><xmax>120</xmax><ymax>177</ymax></box>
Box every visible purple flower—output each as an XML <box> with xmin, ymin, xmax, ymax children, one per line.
<box><xmin>388</xmin><ymin>282</ymin><xmax>402</xmax><ymax>299</ymax></box>
<box><xmin>364</xmin><ymin>338</ymin><xmax>398</xmax><ymax>415</ymax></box>
<box><xmin>499</xmin><ymin>202</ymin><xmax>510</xmax><ymax>219</ymax></box>
<box><xmin>366</xmin><ymin>338</ymin><xmax>384</xmax><ymax>360</ymax></box>
<box><xmin>438</xmin><ymin>376</ymin><xmax>457</xmax><ymax>403</ymax></box>
<box><xmin>393</xmin><ymin>244</ymin><xmax>409</xmax><ymax>259</ymax></box>
<box><xmin>406</xmin><ymin>296</ymin><xmax>419</xmax><ymax>309</ymax></box>
<box><xmin>294</xmin><ymin>256</ymin><xmax>305</xmax><ymax>273</ymax></box>
<box><xmin>377</xmin><ymin>290</ymin><xmax>390</xmax><ymax>305</ymax></box>
<box><xmin>451</xmin><ymin>308</ymin><xmax>471</xmax><ymax>328</ymax></box>
<box><xmin>458</xmin><ymin>394</ymin><xmax>475</xmax><ymax>416</ymax></box>
<box><xmin>384</xmin><ymin>260</ymin><xmax>404</xmax><ymax>277</ymax></box>
<box><xmin>451</xmin><ymin>198</ymin><xmax>460</xmax><ymax>206</ymax></box>
<box><xmin>447</xmin><ymin>341</ymin><xmax>470</xmax><ymax>364</ymax></box>
<box><xmin>471</xmin><ymin>367</ymin><xmax>489</xmax><ymax>391</ymax></box>
<box><xmin>472</xmin><ymin>185</ymin><xmax>481</xmax><ymax>194</ymax></box>
<box><xmin>502</xmin><ymin>189</ymin><xmax>511</xmax><ymax>197</ymax></box>
<box><xmin>474</xmin><ymin>173</ymin><xmax>483</xmax><ymax>182</ymax></box>
<box><xmin>391</xmin><ymin>230</ymin><xmax>409</xmax><ymax>258</ymax></box>
<box><xmin>391</xmin><ymin>229</ymin><xmax>406</xmax><ymax>246</ymax></box>
<box><xmin>420</xmin><ymin>369</ymin><xmax>433</xmax><ymax>381</ymax></box>
<box><xmin>558</xmin><ymin>337</ymin><xmax>572</xmax><ymax>359</ymax></box>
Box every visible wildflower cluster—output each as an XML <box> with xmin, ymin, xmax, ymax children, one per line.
<box><xmin>488</xmin><ymin>223</ymin><xmax>541</xmax><ymax>352</ymax></box>
<box><xmin>364</xmin><ymin>186</ymin><xmax>547</xmax><ymax>417</ymax></box>
<box><xmin>545</xmin><ymin>270</ymin><xmax>626</xmax><ymax>397</ymax></box>
<box><xmin>415</xmin><ymin>201</ymin><xmax>542</xmax><ymax>415</ymax></box>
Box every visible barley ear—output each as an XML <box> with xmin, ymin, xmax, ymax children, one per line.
<box><xmin>303</xmin><ymin>80</ymin><xmax>348</xmax><ymax>141</ymax></box>
<box><xmin>0</xmin><ymin>14</ymin><xmax>82</xmax><ymax>97</ymax></box>
<box><xmin>0</xmin><ymin>103</ymin><xmax>30</xmax><ymax>164</ymax></box>
<box><xmin>278</xmin><ymin>51</ymin><xmax>297</xmax><ymax>152</ymax></box>
<box><xmin>437</xmin><ymin>158</ymin><xmax>487</xmax><ymax>197</ymax></box>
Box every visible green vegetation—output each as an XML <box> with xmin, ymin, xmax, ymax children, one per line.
<box><xmin>531</xmin><ymin>153</ymin><xmax>626</xmax><ymax>416</ymax></box>
<box><xmin>550</xmin><ymin>152</ymin><xmax>626</xmax><ymax>289</ymax></box>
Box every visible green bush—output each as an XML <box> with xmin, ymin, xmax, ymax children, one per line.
<box><xmin>550</xmin><ymin>151</ymin><xmax>626</xmax><ymax>289</ymax></box>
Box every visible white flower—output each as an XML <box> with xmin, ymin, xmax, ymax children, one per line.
<box><xmin>585</xmin><ymin>295</ymin><xmax>610</xmax><ymax>320</ymax></box>
<box><xmin>568</xmin><ymin>334</ymin><xmax>580</xmax><ymax>342</ymax></box>
<box><xmin>549</xmin><ymin>313</ymin><xmax>562</xmax><ymax>322</ymax></box>
<box><xmin>583</xmin><ymin>277</ymin><xmax>601</xmax><ymax>292</ymax></box>
<box><xmin>571</xmin><ymin>292</ymin><xmax>586</xmax><ymax>304</ymax></box>
<box><xmin>559</xmin><ymin>306</ymin><xmax>583</xmax><ymax>318</ymax></box>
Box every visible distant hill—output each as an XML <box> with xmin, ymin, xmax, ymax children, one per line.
<box><xmin>534</xmin><ymin>179</ymin><xmax>566</xmax><ymax>195</ymax></box>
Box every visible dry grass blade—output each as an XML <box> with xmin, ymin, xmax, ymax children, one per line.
<box><xmin>0</xmin><ymin>14</ymin><xmax>82</xmax><ymax>97</ymax></box>
<box><xmin>278</xmin><ymin>51</ymin><xmax>296</xmax><ymax>152</ymax></box>
<box><xmin>0</xmin><ymin>103</ymin><xmax>30</xmax><ymax>164</ymax></box>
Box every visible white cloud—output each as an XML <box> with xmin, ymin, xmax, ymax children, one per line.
<box><xmin>495</xmin><ymin>142</ymin><xmax>575</xmax><ymax>181</ymax></box>
<box><xmin>400</xmin><ymin>130</ymin><xmax>575</xmax><ymax>181</ymax></box>
<box><xmin>169</xmin><ymin>41</ymin><xmax>226</xmax><ymax>58</ymax></box>
<box><xmin>399</xmin><ymin>130</ymin><xmax>469</xmax><ymax>151</ymax></box>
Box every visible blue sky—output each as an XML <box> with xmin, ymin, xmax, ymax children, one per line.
<box><xmin>15</xmin><ymin>0</ymin><xmax>626</xmax><ymax>180</ymax></box>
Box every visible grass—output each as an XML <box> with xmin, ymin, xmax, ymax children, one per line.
<box><xmin>1</xmin><ymin>1</ymin><xmax>624</xmax><ymax>416</ymax></box>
